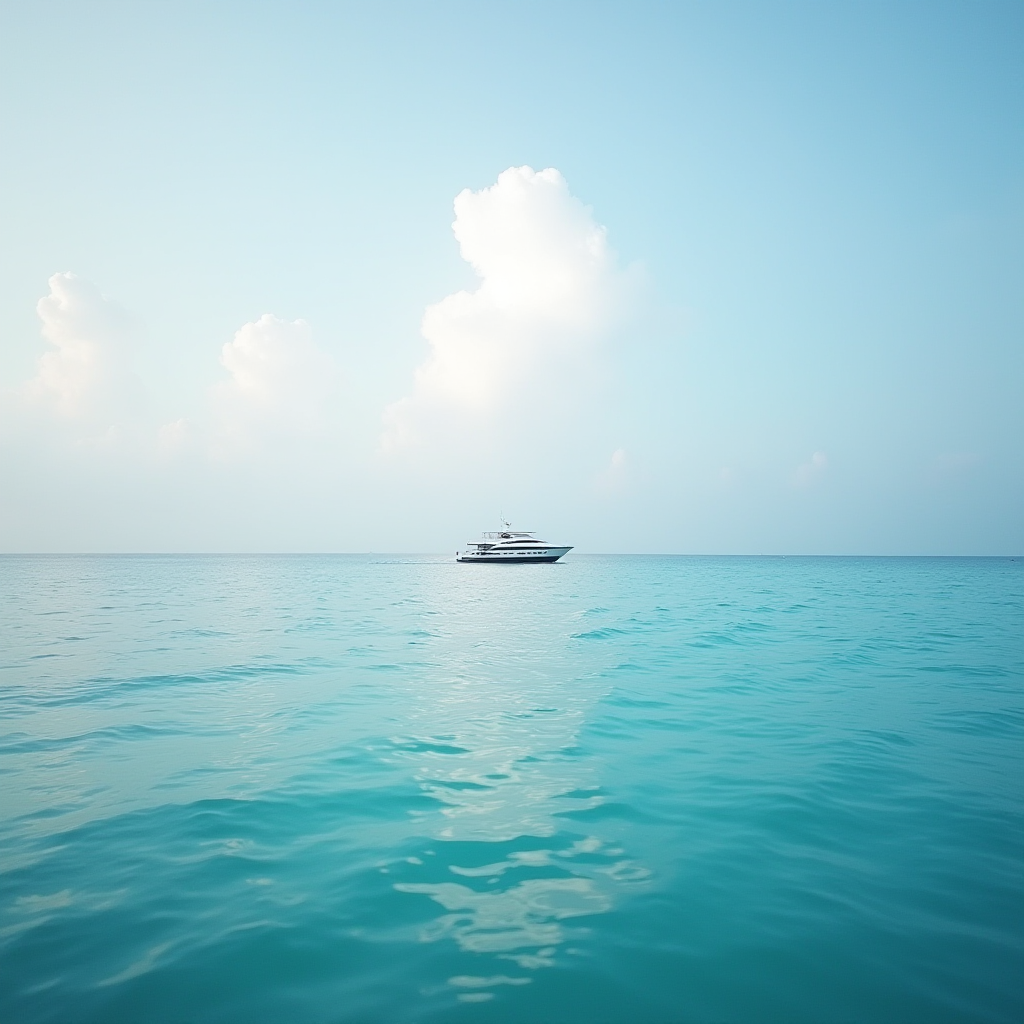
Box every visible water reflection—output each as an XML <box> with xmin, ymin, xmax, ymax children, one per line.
<box><xmin>384</xmin><ymin>563</ymin><xmax>649</xmax><ymax>1002</ymax></box>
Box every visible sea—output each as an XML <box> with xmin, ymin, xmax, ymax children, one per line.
<box><xmin>0</xmin><ymin>555</ymin><xmax>1021</xmax><ymax>1023</ymax></box>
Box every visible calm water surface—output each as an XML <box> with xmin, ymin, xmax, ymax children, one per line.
<box><xmin>0</xmin><ymin>555</ymin><xmax>1021</xmax><ymax>1023</ymax></box>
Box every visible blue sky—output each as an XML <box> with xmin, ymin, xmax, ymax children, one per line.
<box><xmin>0</xmin><ymin>0</ymin><xmax>1021</xmax><ymax>552</ymax></box>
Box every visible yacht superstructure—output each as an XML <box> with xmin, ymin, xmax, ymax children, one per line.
<box><xmin>457</xmin><ymin>524</ymin><xmax>572</xmax><ymax>564</ymax></box>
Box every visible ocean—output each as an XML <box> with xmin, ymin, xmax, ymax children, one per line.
<box><xmin>0</xmin><ymin>555</ymin><xmax>1021</xmax><ymax>1023</ymax></box>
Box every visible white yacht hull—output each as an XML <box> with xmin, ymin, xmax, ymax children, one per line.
<box><xmin>457</xmin><ymin>546</ymin><xmax>572</xmax><ymax>564</ymax></box>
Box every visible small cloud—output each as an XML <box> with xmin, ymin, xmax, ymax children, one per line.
<box><xmin>794</xmin><ymin>450</ymin><xmax>828</xmax><ymax>486</ymax></box>
<box><xmin>718</xmin><ymin>466</ymin><xmax>736</xmax><ymax>485</ymax></box>
<box><xmin>596</xmin><ymin>447</ymin><xmax>629</xmax><ymax>494</ymax></box>
<box><xmin>24</xmin><ymin>272</ymin><xmax>143</xmax><ymax>424</ymax></box>
<box><xmin>211</xmin><ymin>313</ymin><xmax>339</xmax><ymax>454</ymax></box>
<box><xmin>157</xmin><ymin>418</ymin><xmax>190</xmax><ymax>453</ymax></box>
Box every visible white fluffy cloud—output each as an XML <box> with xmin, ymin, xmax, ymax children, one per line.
<box><xmin>25</xmin><ymin>272</ymin><xmax>142</xmax><ymax>423</ymax></box>
<box><xmin>211</xmin><ymin>313</ymin><xmax>338</xmax><ymax>451</ymax></box>
<box><xmin>20</xmin><ymin>273</ymin><xmax>339</xmax><ymax>460</ymax></box>
<box><xmin>383</xmin><ymin>166</ymin><xmax>635</xmax><ymax>450</ymax></box>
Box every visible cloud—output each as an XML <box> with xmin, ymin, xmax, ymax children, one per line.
<box><xmin>382</xmin><ymin>166</ymin><xmax>636</xmax><ymax>451</ymax></box>
<box><xmin>156</xmin><ymin>417</ymin><xmax>189</xmax><ymax>454</ymax></box>
<box><xmin>25</xmin><ymin>272</ymin><xmax>143</xmax><ymax>423</ymax></box>
<box><xmin>596</xmin><ymin>447</ymin><xmax>630</xmax><ymax>494</ymax></box>
<box><xmin>18</xmin><ymin>277</ymin><xmax>339</xmax><ymax>462</ymax></box>
<box><xmin>211</xmin><ymin>313</ymin><xmax>339</xmax><ymax>453</ymax></box>
<box><xmin>794</xmin><ymin>450</ymin><xmax>828</xmax><ymax>486</ymax></box>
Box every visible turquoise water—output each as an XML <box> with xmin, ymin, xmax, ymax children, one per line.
<box><xmin>0</xmin><ymin>555</ymin><xmax>1021</xmax><ymax>1023</ymax></box>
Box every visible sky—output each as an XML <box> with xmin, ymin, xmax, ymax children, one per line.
<box><xmin>0</xmin><ymin>0</ymin><xmax>1021</xmax><ymax>554</ymax></box>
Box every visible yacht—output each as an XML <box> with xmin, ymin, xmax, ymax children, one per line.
<box><xmin>457</xmin><ymin>523</ymin><xmax>572</xmax><ymax>563</ymax></box>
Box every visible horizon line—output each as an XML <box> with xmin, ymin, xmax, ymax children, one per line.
<box><xmin>0</xmin><ymin>552</ymin><xmax>1019</xmax><ymax>559</ymax></box>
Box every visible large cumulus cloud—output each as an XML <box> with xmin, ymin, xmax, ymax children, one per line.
<box><xmin>382</xmin><ymin>167</ymin><xmax>637</xmax><ymax>451</ymax></box>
